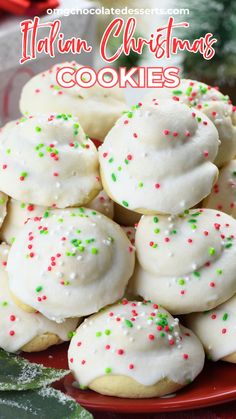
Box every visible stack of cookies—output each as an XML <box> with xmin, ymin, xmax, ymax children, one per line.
<box><xmin>0</xmin><ymin>62</ymin><xmax>236</xmax><ymax>399</ymax></box>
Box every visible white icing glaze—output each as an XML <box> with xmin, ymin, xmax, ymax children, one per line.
<box><xmin>0</xmin><ymin>114</ymin><xmax>101</xmax><ymax>207</ymax></box>
<box><xmin>19</xmin><ymin>62</ymin><xmax>126</xmax><ymax>141</ymax></box>
<box><xmin>7</xmin><ymin>208</ymin><xmax>135</xmax><ymax>322</ymax></box>
<box><xmin>143</xmin><ymin>79</ymin><xmax>236</xmax><ymax>167</ymax></box>
<box><xmin>0</xmin><ymin>191</ymin><xmax>114</xmax><ymax>245</ymax></box>
<box><xmin>68</xmin><ymin>300</ymin><xmax>204</xmax><ymax>387</ymax></box>
<box><xmin>99</xmin><ymin>101</ymin><xmax>219</xmax><ymax>215</ymax></box>
<box><xmin>186</xmin><ymin>294</ymin><xmax>236</xmax><ymax>361</ymax></box>
<box><xmin>0</xmin><ymin>192</ymin><xmax>8</xmax><ymax>228</ymax></box>
<box><xmin>203</xmin><ymin>160</ymin><xmax>236</xmax><ymax>217</ymax></box>
<box><xmin>0</xmin><ymin>243</ymin><xmax>78</xmax><ymax>353</ymax></box>
<box><xmin>130</xmin><ymin>209</ymin><xmax>236</xmax><ymax>314</ymax></box>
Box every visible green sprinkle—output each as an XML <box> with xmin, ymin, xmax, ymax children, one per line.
<box><xmin>154</xmin><ymin>228</ymin><xmax>160</xmax><ymax>234</ymax></box>
<box><xmin>73</xmin><ymin>123</ymin><xmax>80</xmax><ymax>129</ymax></box>
<box><xmin>124</xmin><ymin>319</ymin><xmax>133</xmax><ymax>328</ymax></box>
<box><xmin>43</xmin><ymin>211</ymin><xmax>50</xmax><ymax>218</ymax></box>
<box><xmin>223</xmin><ymin>313</ymin><xmax>228</xmax><ymax>321</ymax></box>
<box><xmin>225</xmin><ymin>243</ymin><xmax>232</xmax><ymax>249</ymax></box>
<box><xmin>105</xmin><ymin>367</ymin><xmax>111</xmax><ymax>374</ymax></box>
<box><xmin>20</xmin><ymin>203</ymin><xmax>26</xmax><ymax>208</ymax></box>
<box><xmin>200</xmin><ymin>86</ymin><xmax>208</xmax><ymax>94</ymax></box>
<box><xmin>96</xmin><ymin>332</ymin><xmax>102</xmax><ymax>337</ymax></box>
<box><xmin>138</xmin><ymin>182</ymin><xmax>143</xmax><ymax>188</ymax></box>
<box><xmin>122</xmin><ymin>201</ymin><xmax>129</xmax><ymax>207</ymax></box>
<box><xmin>91</xmin><ymin>248</ymin><xmax>98</xmax><ymax>255</ymax></box>
<box><xmin>105</xmin><ymin>329</ymin><xmax>111</xmax><ymax>335</ymax></box>
<box><xmin>209</xmin><ymin>247</ymin><xmax>215</xmax><ymax>256</ymax></box>
<box><xmin>188</xmin><ymin>219</ymin><xmax>197</xmax><ymax>223</ymax></box>
<box><xmin>0</xmin><ymin>198</ymin><xmax>5</xmax><ymax>205</ymax></box>
<box><xmin>197</xmin><ymin>117</ymin><xmax>202</xmax><ymax>122</ymax></box>
<box><xmin>173</xmin><ymin>90</ymin><xmax>183</xmax><ymax>95</ymax></box>
<box><xmin>111</xmin><ymin>173</ymin><xmax>116</xmax><ymax>182</ymax></box>
<box><xmin>67</xmin><ymin>331</ymin><xmax>76</xmax><ymax>339</ymax></box>
<box><xmin>233</xmin><ymin>171</ymin><xmax>236</xmax><ymax>177</ymax></box>
<box><xmin>78</xmin><ymin>246</ymin><xmax>85</xmax><ymax>252</ymax></box>
<box><xmin>178</xmin><ymin>278</ymin><xmax>185</xmax><ymax>286</ymax></box>
<box><xmin>36</xmin><ymin>286</ymin><xmax>43</xmax><ymax>293</ymax></box>
<box><xmin>38</xmin><ymin>152</ymin><xmax>44</xmax><ymax>157</ymax></box>
<box><xmin>35</xmin><ymin>126</ymin><xmax>41</xmax><ymax>132</ymax></box>
<box><xmin>160</xmin><ymin>332</ymin><xmax>165</xmax><ymax>338</ymax></box>
<box><xmin>21</xmin><ymin>172</ymin><xmax>28</xmax><ymax>178</ymax></box>
<box><xmin>217</xmin><ymin>269</ymin><xmax>223</xmax><ymax>275</ymax></box>
<box><xmin>153</xmin><ymin>217</ymin><xmax>159</xmax><ymax>223</ymax></box>
<box><xmin>185</xmin><ymin>86</ymin><xmax>193</xmax><ymax>96</ymax></box>
<box><xmin>64</xmin><ymin>281</ymin><xmax>70</xmax><ymax>286</ymax></box>
<box><xmin>108</xmin><ymin>158</ymin><xmax>114</xmax><ymax>163</ymax></box>
<box><xmin>193</xmin><ymin>271</ymin><xmax>201</xmax><ymax>277</ymax></box>
<box><xmin>6</xmin><ymin>149</ymin><xmax>11</xmax><ymax>154</ymax></box>
<box><xmin>2</xmin><ymin>301</ymin><xmax>8</xmax><ymax>307</ymax></box>
<box><xmin>117</xmin><ymin>166</ymin><xmax>122</xmax><ymax>171</ymax></box>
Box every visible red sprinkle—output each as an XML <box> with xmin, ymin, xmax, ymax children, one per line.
<box><xmin>148</xmin><ymin>334</ymin><xmax>155</xmax><ymax>341</ymax></box>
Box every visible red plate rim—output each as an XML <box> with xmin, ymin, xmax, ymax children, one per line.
<box><xmin>23</xmin><ymin>344</ymin><xmax>236</xmax><ymax>413</ymax></box>
<box><xmin>63</xmin><ymin>373</ymin><xmax>236</xmax><ymax>413</ymax></box>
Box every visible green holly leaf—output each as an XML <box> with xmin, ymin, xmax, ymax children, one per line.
<box><xmin>0</xmin><ymin>350</ymin><xmax>69</xmax><ymax>390</ymax></box>
<box><xmin>0</xmin><ymin>387</ymin><xmax>93</xmax><ymax>418</ymax></box>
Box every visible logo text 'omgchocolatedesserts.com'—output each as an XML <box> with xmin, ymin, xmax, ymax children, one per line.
<box><xmin>19</xmin><ymin>16</ymin><xmax>217</xmax><ymax>89</ymax></box>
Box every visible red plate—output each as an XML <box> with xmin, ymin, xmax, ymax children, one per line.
<box><xmin>23</xmin><ymin>343</ymin><xmax>236</xmax><ymax>413</ymax></box>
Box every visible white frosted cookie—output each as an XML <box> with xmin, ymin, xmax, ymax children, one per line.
<box><xmin>0</xmin><ymin>114</ymin><xmax>101</xmax><ymax>207</ymax></box>
<box><xmin>0</xmin><ymin>243</ymin><xmax>78</xmax><ymax>353</ymax></box>
<box><xmin>0</xmin><ymin>191</ymin><xmax>114</xmax><ymax>245</ymax></box>
<box><xmin>143</xmin><ymin>79</ymin><xmax>236</xmax><ymax>167</ymax></box>
<box><xmin>8</xmin><ymin>208</ymin><xmax>135</xmax><ymax>322</ymax></box>
<box><xmin>0</xmin><ymin>192</ymin><xmax>8</xmax><ymax>228</ymax></box>
<box><xmin>68</xmin><ymin>300</ymin><xmax>204</xmax><ymax>398</ymax></box>
<box><xmin>19</xmin><ymin>62</ymin><xmax>126</xmax><ymax>141</ymax></box>
<box><xmin>203</xmin><ymin>160</ymin><xmax>236</xmax><ymax>217</ymax></box>
<box><xmin>114</xmin><ymin>202</ymin><xmax>141</xmax><ymax>226</ymax></box>
<box><xmin>99</xmin><ymin>101</ymin><xmax>219</xmax><ymax>215</ymax></box>
<box><xmin>130</xmin><ymin>209</ymin><xmax>236</xmax><ymax>314</ymax></box>
<box><xmin>186</xmin><ymin>295</ymin><xmax>236</xmax><ymax>363</ymax></box>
